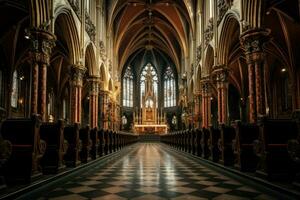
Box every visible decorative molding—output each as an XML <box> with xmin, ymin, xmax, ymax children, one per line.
<box><xmin>196</xmin><ymin>45</ymin><xmax>201</xmax><ymax>64</ymax></box>
<box><xmin>69</xmin><ymin>0</ymin><xmax>81</xmax><ymax>18</ymax></box>
<box><xmin>85</xmin><ymin>12</ymin><xmax>96</xmax><ymax>42</ymax></box>
<box><xmin>99</xmin><ymin>41</ymin><xmax>107</xmax><ymax>61</ymax></box>
<box><xmin>217</xmin><ymin>0</ymin><xmax>230</xmax><ymax>25</ymax></box>
<box><xmin>204</xmin><ymin>20</ymin><xmax>213</xmax><ymax>47</ymax></box>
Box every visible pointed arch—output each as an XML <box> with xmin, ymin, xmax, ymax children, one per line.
<box><xmin>203</xmin><ymin>45</ymin><xmax>214</xmax><ymax>75</ymax></box>
<box><xmin>218</xmin><ymin>12</ymin><xmax>242</xmax><ymax>65</ymax></box>
<box><xmin>85</xmin><ymin>43</ymin><xmax>97</xmax><ymax>76</ymax></box>
<box><xmin>53</xmin><ymin>6</ymin><xmax>80</xmax><ymax>64</ymax></box>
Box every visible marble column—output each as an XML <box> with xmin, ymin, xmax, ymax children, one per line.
<box><xmin>70</xmin><ymin>65</ymin><xmax>86</xmax><ymax>124</ymax></box>
<box><xmin>88</xmin><ymin>76</ymin><xmax>100</xmax><ymax>129</ymax></box>
<box><xmin>28</xmin><ymin>29</ymin><xmax>56</xmax><ymax>121</ymax></box>
<box><xmin>201</xmin><ymin>77</ymin><xmax>211</xmax><ymax>128</ymax></box>
<box><xmin>240</xmin><ymin>28</ymin><xmax>270</xmax><ymax>123</ymax></box>
<box><xmin>213</xmin><ymin>65</ymin><xmax>229</xmax><ymax>125</ymax></box>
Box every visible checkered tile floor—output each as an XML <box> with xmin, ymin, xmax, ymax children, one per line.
<box><xmin>19</xmin><ymin>143</ymin><xmax>294</xmax><ymax>200</ymax></box>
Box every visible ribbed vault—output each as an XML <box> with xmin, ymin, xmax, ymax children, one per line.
<box><xmin>109</xmin><ymin>0</ymin><xmax>195</xmax><ymax>73</ymax></box>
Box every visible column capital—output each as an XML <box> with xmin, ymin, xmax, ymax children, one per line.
<box><xmin>212</xmin><ymin>65</ymin><xmax>229</xmax><ymax>83</ymax></box>
<box><xmin>28</xmin><ymin>29</ymin><xmax>56</xmax><ymax>65</ymax></box>
<box><xmin>200</xmin><ymin>76</ymin><xmax>211</xmax><ymax>95</ymax></box>
<box><xmin>240</xmin><ymin>28</ymin><xmax>270</xmax><ymax>64</ymax></box>
<box><xmin>70</xmin><ymin>65</ymin><xmax>87</xmax><ymax>87</ymax></box>
<box><xmin>88</xmin><ymin>76</ymin><xmax>100</xmax><ymax>95</ymax></box>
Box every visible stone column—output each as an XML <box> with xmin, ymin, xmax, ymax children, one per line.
<box><xmin>88</xmin><ymin>77</ymin><xmax>100</xmax><ymax>129</ymax></box>
<box><xmin>201</xmin><ymin>77</ymin><xmax>211</xmax><ymax>128</ymax></box>
<box><xmin>28</xmin><ymin>29</ymin><xmax>56</xmax><ymax>121</ymax></box>
<box><xmin>240</xmin><ymin>28</ymin><xmax>270</xmax><ymax>123</ymax></box>
<box><xmin>70</xmin><ymin>65</ymin><xmax>86</xmax><ymax>124</ymax></box>
<box><xmin>213</xmin><ymin>65</ymin><xmax>229</xmax><ymax>124</ymax></box>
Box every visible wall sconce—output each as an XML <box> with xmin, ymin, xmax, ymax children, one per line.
<box><xmin>24</xmin><ymin>28</ymin><xmax>31</xmax><ymax>40</ymax></box>
<box><xmin>281</xmin><ymin>68</ymin><xmax>286</xmax><ymax>72</ymax></box>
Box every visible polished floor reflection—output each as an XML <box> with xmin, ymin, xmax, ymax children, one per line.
<box><xmin>21</xmin><ymin>143</ymin><xmax>292</xmax><ymax>200</ymax></box>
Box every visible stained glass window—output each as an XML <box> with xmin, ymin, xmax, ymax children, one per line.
<box><xmin>123</xmin><ymin>66</ymin><xmax>133</xmax><ymax>107</ymax></box>
<box><xmin>164</xmin><ymin>66</ymin><xmax>176</xmax><ymax>107</ymax></box>
<box><xmin>11</xmin><ymin>70</ymin><xmax>18</xmax><ymax>108</ymax></box>
<box><xmin>140</xmin><ymin>63</ymin><xmax>158</xmax><ymax>108</ymax></box>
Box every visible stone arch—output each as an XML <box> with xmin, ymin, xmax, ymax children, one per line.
<box><xmin>84</xmin><ymin>43</ymin><xmax>97</xmax><ymax>76</ymax></box>
<box><xmin>203</xmin><ymin>45</ymin><xmax>214</xmax><ymax>75</ymax></box>
<box><xmin>53</xmin><ymin>6</ymin><xmax>80</xmax><ymax>65</ymax></box>
<box><xmin>218</xmin><ymin>12</ymin><xmax>242</xmax><ymax>65</ymax></box>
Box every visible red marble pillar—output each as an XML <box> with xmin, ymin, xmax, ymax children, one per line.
<box><xmin>201</xmin><ymin>78</ymin><xmax>211</xmax><ymax>128</ymax></box>
<box><xmin>99</xmin><ymin>90</ymin><xmax>109</xmax><ymax>129</ymax></box>
<box><xmin>70</xmin><ymin>65</ymin><xmax>86</xmax><ymax>124</ymax></box>
<box><xmin>248</xmin><ymin>63</ymin><xmax>256</xmax><ymax>123</ymax></box>
<box><xmin>31</xmin><ymin>62</ymin><xmax>39</xmax><ymax>115</ymax></box>
<box><xmin>39</xmin><ymin>63</ymin><xmax>47</xmax><ymax>121</ymax></box>
<box><xmin>240</xmin><ymin>28</ymin><xmax>270</xmax><ymax>123</ymax></box>
<box><xmin>88</xmin><ymin>77</ymin><xmax>100</xmax><ymax>129</ymax></box>
<box><xmin>28</xmin><ymin>29</ymin><xmax>56</xmax><ymax>121</ymax></box>
<box><xmin>213</xmin><ymin>66</ymin><xmax>229</xmax><ymax>124</ymax></box>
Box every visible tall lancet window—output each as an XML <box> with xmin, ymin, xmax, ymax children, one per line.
<box><xmin>164</xmin><ymin>66</ymin><xmax>176</xmax><ymax>107</ymax></box>
<box><xmin>123</xmin><ymin>66</ymin><xmax>133</xmax><ymax>107</ymax></box>
<box><xmin>140</xmin><ymin>63</ymin><xmax>158</xmax><ymax>108</ymax></box>
<box><xmin>11</xmin><ymin>70</ymin><xmax>18</xmax><ymax>108</ymax></box>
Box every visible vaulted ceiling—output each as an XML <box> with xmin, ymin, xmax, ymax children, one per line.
<box><xmin>108</xmin><ymin>0</ymin><xmax>195</xmax><ymax>72</ymax></box>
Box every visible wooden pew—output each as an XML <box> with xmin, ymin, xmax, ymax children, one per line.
<box><xmin>179</xmin><ymin>131</ymin><xmax>183</xmax><ymax>150</ymax></box>
<box><xmin>201</xmin><ymin>128</ymin><xmax>210</xmax><ymax>159</ymax></box>
<box><xmin>1</xmin><ymin>115</ymin><xmax>46</xmax><ymax>183</ymax></box>
<box><xmin>257</xmin><ymin>117</ymin><xmax>298</xmax><ymax>180</ymax></box>
<box><xmin>64</xmin><ymin>123</ymin><xmax>81</xmax><ymax>167</ymax></box>
<box><xmin>191</xmin><ymin>129</ymin><xmax>196</xmax><ymax>155</ymax></box>
<box><xmin>209</xmin><ymin>127</ymin><xmax>221</xmax><ymax>162</ymax></box>
<box><xmin>104</xmin><ymin>130</ymin><xmax>109</xmax><ymax>155</ymax></box>
<box><xmin>40</xmin><ymin>120</ymin><xmax>67</xmax><ymax>174</ymax></box>
<box><xmin>232</xmin><ymin>121</ymin><xmax>259</xmax><ymax>172</ymax></box>
<box><xmin>97</xmin><ymin>129</ymin><xmax>104</xmax><ymax>157</ymax></box>
<box><xmin>0</xmin><ymin>134</ymin><xmax>12</xmax><ymax>188</ymax></box>
<box><xmin>112</xmin><ymin>131</ymin><xmax>117</xmax><ymax>152</ymax></box>
<box><xmin>187</xmin><ymin>130</ymin><xmax>192</xmax><ymax>153</ymax></box>
<box><xmin>79</xmin><ymin>126</ymin><xmax>91</xmax><ymax>163</ymax></box>
<box><xmin>196</xmin><ymin>129</ymin><xmax>203</xmax><ymax>157</ymax></box>
<box><xmin>90</xmin><ymin>128</ymin><xmax>99</xmax><ymax>159</ymax></box>
<box><xmin>108</xmin><ymin>130</ymin><xmax>113</xmax><ymax>153</ymax></box>
<box><xmin>184</xmin><ymin>130</ymin><xmax>189</xmax><ymax>152</ymax></box>
<box><xmin>219</xmin><ymin>124</ymin><xmax>236</xmax><ymax>166</ymax></box>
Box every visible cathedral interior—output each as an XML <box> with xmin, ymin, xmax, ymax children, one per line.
<box><xmin>0</xmin><ymin>0</ymin><xmax>300</xmax><ymax>199</ymax></box>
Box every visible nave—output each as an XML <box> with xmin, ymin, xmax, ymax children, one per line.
<box><xmin>14</xmin><ymin>143</ymin><xmax>295</xmax><ymax>200</ymax></box>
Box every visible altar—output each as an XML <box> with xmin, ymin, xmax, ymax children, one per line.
<box><xmin>133</xmin><ymin>64</ymin><xmax>168</xmax><ymax>135</ymax></box>
<box><xmin>134</xmin><ymin>124</ymin><xmax>167</xmax><ymax>134</ymax></box>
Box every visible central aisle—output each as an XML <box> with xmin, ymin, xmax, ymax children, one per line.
<box><xmin>23</xmin><ymin>143</ymin><xmax>281</xmax><ymax>200</ymax></box>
